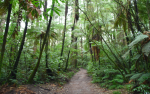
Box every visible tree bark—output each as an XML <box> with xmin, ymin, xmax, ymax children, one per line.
<box><xmin>44</xmin><ymin>0</ymin><xmax>48</xmax><ymax>21</ymax></box>
<box><xmin>0</xmin><ymin>3</ymin><xmax>12</xmax><ymax>75</ymax></box>
<box><xmin>59</xmin><ymin>0</ymin><xmax>68</xmax><ymax>70</ymax></box>
<box><xmin>9</xmin><ymin>16</ymin><xmax>28</xmax><ymax>79</ymax></box>
<box><xmin>134</xmin><ymin>0</ymin><xmax>142</xmax><ymax>33</ymax></box>
<box><xmin>65</xmin><ymin>50</ymin><xmax>70</xmax><ymax>71</ymax></box>
<box><xmin>127</xmin><ymin>0</ymin><xmax>135</xmax><ymax>38</ymax></box>
<box><xmin>147</xmin><ymin>0</ymin><xmax>150</xmax><ymax>29</ymax></box>
<box><xmin>0</xmin><ymin>15</ymin><xmax>6</xmax><ymax>32</ymax></box>
<box><xmin>60</xmin><ymin>0</ymin><xmax>68</xmax><ymax>57</ymax></box>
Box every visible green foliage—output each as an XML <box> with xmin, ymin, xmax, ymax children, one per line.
<box><xmin>113</xmin><ymin>91</ymin><xmax>121</xmax><ymax>94</ymax></box>
<box><xmin>142</xmin><ymin>41</ymin><xmax>150</xmax><ymax>56</ymax></box>
<box><xmin>133</xmin><ymin>84</ymin><xmax>150</xmax><ymax>94</ymax></box>
<box><xmin>129</xmin><ymin>34</ymin><xmax>148</xmax><ymax>48</ymax></box>
<box><xmin>130</xmin><ymin>73</ymin><xmax>143</xmax><ymax>80</ymax></box>
<box><xmin>87</xmin><ymin>63</ymin><xmax>124</xmax><ymax>89</ymax></box>
<box><xmin>138</xmin><ymin>73</ymin><xmax>150</xmax><ymax>84</ymax></box>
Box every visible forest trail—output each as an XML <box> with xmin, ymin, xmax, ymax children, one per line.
<box><xmin>59</xmin><ymin>68</ymin><xmax>108</xmax><ymax>94</ymax></box>
<box><xmin>1</xmin><ymin>68</ymin><xmax>127</xmax><ymax>94</ymax></box>
<box><xmin>25</xmin><ymin>68</ymin><xmax>127</xmax><ymax>94</ymax></box>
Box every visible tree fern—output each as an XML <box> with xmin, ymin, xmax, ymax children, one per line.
<box><xmin>129</xmin><ymin>34</ymin><xmax>148</xmax><ymax>48</ymax></box>
<box><xmin>123</xmin><ymin>34</ymin><xmax>149</xmax><ymax>58</ymax></box>
<box><xmin>138</xmin><ymin>73</ymin><xmax>150</xmax><ymax>84</ymax></box>
<box><xmin>130</xmin><ymin>73</ymin><xmax>143</xmax><ymax>80</ymax></box>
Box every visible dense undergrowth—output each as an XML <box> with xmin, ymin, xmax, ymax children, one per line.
<box><xmin>86</xmin><ymin>33</ymin><xmax>150</xmax><ymax>94</ymax></box>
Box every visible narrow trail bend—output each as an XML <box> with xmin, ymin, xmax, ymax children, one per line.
<box><xmin>61</xmin><ymin>68</ymin><xmax>107</xmax><ymax>94</ymax></box>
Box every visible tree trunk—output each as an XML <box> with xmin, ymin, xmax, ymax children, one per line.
<box><xmin>0</xmin><ymin>15</ymin><xmax>6</xmax><ymax>32</ymax></box>
<box><xmin>147</xmin><ymin>0</ymin><xmax>150</xmax><ymax>29</ymax></box>
<box><xmin>43</xmin><ymin>0</ymin><xmax>52</xmax><ymax>76</ymax></box>
<box><xmin>44</xmin><ymin>0</ymin><xmax>48</xmax><ymax>21</ymax></box>
<box><xmin>28</xmin><ymin>1</ymin><xmax>55</xmax><ymax>83</ymax></box>
<box><xmin>9</xmin><ymin>16</ymin><xmax>28</xmax><ymax>79</ymax></box>
<box><xmin>72</xmin><ymin>0</ymin><xmax>79</xmax><ymax>68</ymax></box>
<box><xmin>133</xmin><ymin>0</ymin><xmax>142</xmax><ymax>33</ymax></box>
<box><xmin>0</xmin><ymin>3</ymin><xmax>12</xmax><ymax>75</ymax></box>
<box><xmin>65</xmin><ymin>50</ymin><xmax>70</xmax><ymax>71</ymax></box>
<box><xmin>89</xmin><ymin>40</ymin><xmax>94</xmax><ymax>62</ymax></box>
<box><xmin>74</xmin><ymin>37</ymin><xmax>78</xmax><ymax>68</ymax></box>
<box><xmin>59</xmin><ymin>0</ymin><xmax>68</xmax><ymax>70</ymax></box>
<box><xmin>60</xmin><ymin>0</ymin><xmax>68</xmax><ymax>58</ymax></box>
<box><xmin>127</xmin><ymin>0</ymin><xmax>135</xmax><ymax>38</ymax></box>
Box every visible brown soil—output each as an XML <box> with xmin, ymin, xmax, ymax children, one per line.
<box><xmin>1</xmin><ymin>68</ymin><xmax>128</xmax><ymax>94</ymax></box>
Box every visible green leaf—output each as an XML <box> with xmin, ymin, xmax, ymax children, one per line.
<box><xmin>54</xmin><ymin>7</ymin><xmax>61</xmax><ymax>16</ymax></box>
<box><xmin>32</xmin><ymin>1</ymin><xmax>39</xmax><ymax>8</ymax></box>
<box><xmin>54</xmin><ymin>9</ymin><xmax>60</xmax><ymax>16</ymax></box>
<box><xmin>46</xmin><ymin>8</ymin><xmax>52</xmax><ymax>13</ymax></box>
<box><xmin>60</xmin><ymin>0</ymin><xmax>65</xmax><ymax>3</ymax></box>
<box><xmin>50</xmin><ymin>10</ymin><xmax>54</xmax><ymax>17</ymax></box>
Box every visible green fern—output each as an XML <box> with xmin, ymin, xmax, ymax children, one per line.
<box><xmin>138</xmin><ymin>73</ymin><xmax>150</xmax><ymax>84</ymax></box>
<box><xmin>123</xmin><ymin>34</ymin><xmax>149</xmax><ymax>58</ymax></box>
<box><xmin>130</xmin><ymin>73</ymin><xmax>143</xmax><ymax>80</ymax></box>
<box><xmin>129</xmin><ymin>34</ymin><xmax>148</xmax><ymax>48</ymax></box>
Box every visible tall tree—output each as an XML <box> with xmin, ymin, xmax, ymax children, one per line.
<box><xmin>0</xmin><ymin>3</ymin><xmax>12</xmax><ymax>75</ymax></box>
<box><xmin>9</xmin><ymin>16</ymin><xmax>28</xmax><ymax>79</ymax></box>
<box><xmin>71</xmin><ymin>0</ymin><xmax>79</xmax><ymax>68</ymax></box>
<box><xmin>59</xmin><ymin>0</ymin><xmax>68</xmax><ymax>70</ymax></box>
<box><xmin>133</xmin><ymin>0</ymin><xmax>142</xmax><ymax>32</ymax></box>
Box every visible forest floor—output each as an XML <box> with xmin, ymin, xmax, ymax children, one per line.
<box><xmin>1</xmin><ymin>68</ymin><xmax>128</xmax><ymax>94</ymax></box>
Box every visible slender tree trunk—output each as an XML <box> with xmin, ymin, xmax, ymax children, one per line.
<box><xmin>0</xmin><ymin>15</ymin><xmax>5</xmax><ymax>32</ymax></box>
<box><xmin>74</xmin><ymin>37</ymin><xmax>78</xmax><ymax>68</ymax></box>
<box><xmin>28</xmin><ymin>1</ymin><xmax>55</xmax><ymax>83</ymax></box>
<box><xmin>59</xmin><ymin>0</ymin><xmax>68</xmax><ymax>70</ymax></box>
<box><xmin>9</xmin><ymin>5</ymin><xmax>22</xmax><ymax>65</ymax></box>
<box><xmin>44</xmin><ymin>0</ymin><xmax>48</xmax><ymax>21</ymax></box>
<box><xmin>9</xmin><ymin>16</ymin><xmax>28</xmax><ymax>79</ymax></box>
<box><xmin>89</xmin><ymin>40</ymin><xmax>94</xmax><ymax>62</ymax></box>
<box><xmin>0</xmin><ymin>3</ymin><xmax>12</xmax><ymax>75</ymax></box>
<box><xmin>44</xmin><ymin>0</ymin><xmax>52</xmax><ymax>75</ymax></box>
<box><xmin>45</xmin><ymin>41</ymin><xmax>48</xmax><ymax>68</ymax></box>
<box><xmin>60</xmin><ymin>0</ymin><xmax>68</xmax><ymax>58</ymax></box>
<box><xmin>81</xmin><ymin>37</ymin><xmax>83</xmax><ymax>57</ymax></box>
<box><xmin>133</xmin><ymin>0</ymin><xmax>142</xmax><ymax>33</ymax></box>
<box><xmin>81</xmin><ymin>37</ymin><xmax>83</xmax><ymax>65</ymax></box>
<box><xmin>127</xmin><ymin>0</ymin><xmax>135</xmax><ymax>38</ymax></box>
<box><xmin>147</xmin><ymin>0</ymin><xmax>150</xmax><ymax>29</ymax></box>
<box><xmin>65</xmin><ymin>50</ymin><xmax>70</xmax><ymax>71</ymax></box>
<box><xmin>72</xmin><ymin>0</ymin><xmax>79</xmax><ymax>68</ymax></box>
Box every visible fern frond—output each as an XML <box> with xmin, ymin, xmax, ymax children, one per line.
<box><xmin>138</xmin><ymin>73</ymin><xmax>150</xmax><ymax>84</ymax></box>
<box><xmin>129</xmin><ymin>34</ymin><xmax>148</xmax><ymax>48</ymax></box>
<box><xmin>130</xmin><ymin>73</ymin><xmax>143</xmax><ymax>80</ymax></box>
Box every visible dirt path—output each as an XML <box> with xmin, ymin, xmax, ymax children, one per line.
<box><xmin>61</xmin><ymin>68</ymin><xmax>105</xmax><ymax>94</ymax></box>
<box><xmin>4</xmin><ymin>68</ymin><xmax>127</xmax><ymax>94</ymax></box>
